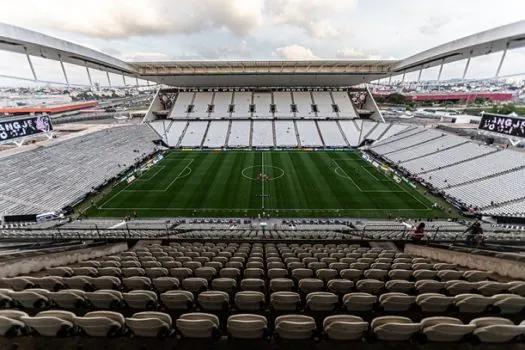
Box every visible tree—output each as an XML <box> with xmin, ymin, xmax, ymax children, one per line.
<box><xmin>384</xmin><ymin>93</ymin><xmax>407</xmax><ymax>105</ymax></box>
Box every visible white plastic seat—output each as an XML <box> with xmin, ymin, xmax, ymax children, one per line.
<box><xmin>97</xmin><ymin>267</ymin><xmax>121</xmax><ymax>277</ymax></box>
<box><xmin>209</xmin><ymin>277</ymin><xmax>236</xmax><ymax>293</ymax></box>
<box><xmin>492</xmin><ymin>294</ymin><xmax>525</xmax><ymax>314</ymax></box>
<box><xmin>176</xmin><ymin>313</ymin><xmax>219</xmax><ymax>339</ymax></box>
<box><xmin>275</xmin><ymin>314</ymin><xmax>316</xmax><ymax>340</ymax></box>
<box><xmin>93</xmin><ymin>276</ymin><xmax>121</xmax><ymax>290</ymax></box>
<box><xmin>198</xmin><ymin>291</ymin><xmax>230</xmax><ymax>311</ymax></box>
<box><xmin>45</xmin><ymin>267</ymin><xmax>74</xmax><ymax>277</ymax></box>
<box><xmin>371</xmin><ymin>316</ymin><xmax>420</xmax><ymax>341</ymax></box>
<box><xmin>123</xmin><ymin>290</ymin><xmax>158</xmax><ymax>309</ymax></box>
<box><xmin>356</xmin><ymin>279</ymin><xmax>384</xmax><ymax>294</ymax></box>
<box><xmin>364</xmin><ymin>269</ymin><xmax>388</xmax><ymax>280</ymax></box>
<box><xmin>298</xmin><ymin>278</ymin><xmax>324</xmax><ymax>294</ymax></box>
<box><xmin>471</xmin><ymin>317</ymin><xmax>525</xmax><ymax>343</ymax></box>
<box><xmin>145</xmin><ymin>267</ymin><xmax>169</xmax><ymax>279</ymax></box>
<box><xmin>121</xmin><ymin>268</ymin><xmax>145</xmax><ymax>278</ymax></box>
<box><xmin>323</xmin><ymin>315</ymin><xmax>368</xmax><ymax>340</ymax></box>
<box><xmin>340</xmin><ymin>269</ymin><xmax>362</xmax><ymax>281</ymax></box>
<box><xmin>270</xmin><ymin>292</ymin><xmax>301</xmax><ymax>311</ymax></box>
<box><xmin>343</xmin><ymin>292</ymin><xmax>377</xmax><ymax>312</ymax></box>
<box><xmin>160</xmin><ymin>290</ymin><xmax>194</xmax><ymax>310</ymax></box>
<box><xmin>21</xmin><ymin>310</ymin><xmax>75</xmax><ymax>337</ymax></box>
<box><xmin>476</xmin><ymin>281</ymin><xmax>509</xmax><ymax>296</ymax></box>
<box><xmin>413</xmin><ymin>270</ymin><xmax>438</xmax><ymax>280</ymax></box>
<box><xmin>74</xmin><ymin>311</ymin><xmax>125</xmax><ymax>337</ymax></box>
<box><xmin>508</xmin><ymin>281</ymin><xmax>525</xmax><ymax>296</ymax></box>
<box><xmin>34</xmin><ymin>276</ymin><xmax>65</xmax><ymax>291</ymax></box>
<box><xmin>388</xmin><ymin>269</ymin><xmax>412</xmax><ymax>280</ymax></box>
<box><xmin>445</xmin><ymin>280</ymin><xmax>477</xmax><ymax>296</ymax></box>
<box><xmin>385</xmin><ymin>280</ymin><xmax>414</xmax><ymax>293</ymax></box>
<box><xmin>227</xmin><ymin>314</ymin><xmax>267</xmax><ymax>339</ymax></box>
<box><xmin>63</xmin><ymin>276</ymin><xmax>95</xmax><ymax>291</ymax></box>
<box><xmin>152</xmin><ymin>277</ymin><xmax>180</xmax><ymax>292</ymax></box>
<box><xmin>194</xmin><ymin>267</ymin><xmax>217</xmax><ymax>281</ymax></box>
<box><xmin>0</xmin><ymin>310</ymin><xmax>28</xmax><ymax>336</ymax></box>
<box><xmin>292</xmin><ymin>268</ymin><xmax>314</xmax><ymax>281</ymax></box>
<box><xmin>270</xmin><ymin>278</ymin><xmax>294</xmax><ymax>292</ymax></box>
<box><xmin>306</xmin><ymin>292</ymin><xmax>338</xmax><ymax>311</ymax></box>
<box><xmin>235</xmin><ymin>291</ymin><xmax>265</xmax><ymax>311</ymax></box>
<box><xmin>316</xmin><ymin>269</ymin><xmax>338</xmax><ymax>282</ymax></box>
<box><xmin>219</xmin><ymin>268</ymin><xmax>241</xmax><ymax>280</ymax></box>
<box><xmin>86</xmin><ymin>290</ymin><xmax>123</xmax><ymax>309</ymax></box>
<box><xmin>463</xmin><ymin>270</ymin><xmax>489</xmax><ymax>282</ymax></box>
<box><xmin>11</xmin><ymin>289</ymin><xmax>50</xmax><ymax>308</ymax></box>
<box><xmin>420</xmin><ymin>317</ymin><xmax>475</xmax><ymax>342</ymax></box>
<box><xmin>454</xmin><ymin>294</ymin><xmax>493</xmax><ymax>313</ymax></box>
<box><xmin>268</xmin><ymin>268</ymin><xmax>288</xmax><ymax>279</ymax></box>
<box><xmin>49</xmin><ymin>289</ymin><xmax>86</xmax><ymax>309</ymax></box>
<box><xmin>416</xmin><ymin>293</ymin><xmax>454</xmax><ymax>312</ymax></box>
<box><xmin>327</xmin><ymin>279</ymin><xmax>354</xmax><ymax>295</ymax></box>
<box><xmin>182</xmin><ymin>277</ymin><xmax>208</xmax><ymax>293</ymax></box>
<box><xmin>379</xmin><ymin>293</ymin><xmax>416</xmax><ymax>312</ymax></box>
<box><xmin>437</xmin><ymin>270</ymin><xmax>463</xmax><ymax>281</ymax></box>
<box><xmin>122</xmin><ymin>276</ymin><xmax>152</xmax><ymax>290</ymax></box>
<box><xmin>126</xmin><ymin>311</ymin><xmax>172</xmax><ymax>338</ymax></box>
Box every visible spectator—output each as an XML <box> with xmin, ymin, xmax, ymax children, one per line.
<box><xmin>411</xmin><ymin>222</ymin><xmax>425</xmax><ymax>241</ymax></box>
<box><xmin>465</xmin><ymin>222</ymin><xmax>484</xmax><ymax>246</ymax></box>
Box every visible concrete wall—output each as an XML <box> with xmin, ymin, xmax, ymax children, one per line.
<box><xmin>405</xmin><ymin>244</ymin><xmax>525</xmax><ymax>280</ymax></box>
<box><xmin>0</xmin><ymin>243</ymin><xmax>128</xmax><ymax>278</ymax></box>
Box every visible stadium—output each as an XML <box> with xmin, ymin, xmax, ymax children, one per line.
<box><xmin>1</xmin><ymin>14</ymin><xmax>525</xmax><ymax>349</ymax></box>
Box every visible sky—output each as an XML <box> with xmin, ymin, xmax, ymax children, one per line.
<box><xmin>0</xmin><ymin>0</ymin><xmax>524</xmax><ymax>86</ymax></box>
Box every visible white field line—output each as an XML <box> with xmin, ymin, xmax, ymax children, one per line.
<box><xmin>99</xmin><ymin>207</ymin><xmax>433</xmax><ymax>211</ymax></box>
<box><xmin>332</xmin><ymin>159</ymin><xmax>363</xmax><ymax>192</ymax></box>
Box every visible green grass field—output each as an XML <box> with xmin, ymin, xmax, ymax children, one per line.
<box><xmin>88</xmin><ymin>150</ymin><xmax>445</xmax><ymax>218</ymax></box>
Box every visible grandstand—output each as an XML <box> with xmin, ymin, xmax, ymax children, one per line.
<box><xmin>1</xmin><ymin>20</ymin><xmax>525</xmax><ymax>349</ymax></box>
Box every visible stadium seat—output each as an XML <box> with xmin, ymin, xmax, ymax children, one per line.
<box><xmin>73</xmin><ymin>311</ymin><xmax>125</xmax><ymax>337</ymax></box>
<box><xmin>126</xmin><ymin>311</ymin><xmax>172</xmax><ymax>338</ymax></box>
<box><xmin>371</xmin><ymin>316</ymin><xmax>420</xmax><ymax>341</ymax></box>
<box><xmin>176</xmin><ymin>313</ymin><xmax>220</xmax><ymax>339</ymax></box>
<box><xmin>323</xmin><ymin>315</ymin><xmax>368</xmax><ymax>341</ymax></box>
<box><xmin>470</xmin><ymin>317</ymin><xmax>525</xmax><ymax>343</ymax></box>
<box><xmin>275</xmin><ymin>315</ymin><xmax>316</xmax><ymax>339</ymax></box>
<box><xmin>227</xmin><ymin>314</ymin><xmax>268</xmax><ymax>339</ymax></box>
<box><xmin>420</xmin><ymin>317</ymin><xmax>475</xmax><ymax>342</ymax></box>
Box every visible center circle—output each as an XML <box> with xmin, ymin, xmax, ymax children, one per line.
<box><xmin>241</xmin><ymin>165</ymin><xmax>285</xmax><ymax>181</ymax></box>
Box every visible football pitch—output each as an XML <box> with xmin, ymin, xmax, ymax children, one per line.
<box><xmin>89</xmin><ymin>150</ymin><xmax>443</xmax><ymax>218</ymax></box>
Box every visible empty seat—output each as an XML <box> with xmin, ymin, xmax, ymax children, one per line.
<box><xmin>477</xmin><ymin>281</ymin><xmax>509</xmax><ymax>296</ymax></box>
<box><xmin>364</xmin><ymin>269</ymin><xmax>388</xmax><ymax>280</ymax></box>
<box><xmin>385</xmin><ymin>280</ymin><xmax>414</xmax><ymax>294</ymax></box>
<box><xmin>211</xmin><ymin>278</ymin><xmax>237</xmax><ymax>293</ymax></box>
<box><xmin>323</xmin><ymin>315</ymin><xmax>368</xmax><ymax>341</ymax></box>
<box><xmin>454</xmin><ymin>294</ymin><xmax>493</xmax><ymax>313</ymax></box>
<box><xmin>292</xmin><ymin>268</ymin><xmax>314</xmax><ymax>281</ymax></box>
<box><xmin>92</xmin><ymin>276</ymin><xmax>121</xmax><ymax>290</ymax></box>
<box><xmin>123</xmin><ymin>290</ymin><xmax>158</xmax><ymax>309</ymax></box>
<box><xmin>145</xmin><ymin>267</ymin><xmax>169</xmax><ymax>279</ymax></box>
<box><xmin>306</xmin><ymin>292</ymin><xmax>338</xmax><ymax>311</ymax></box>
<box><xmin>270</xmin><ymin>278</ymin><xmax>294</xmax><ymax>292</ymax></box>
<box><xmin>492</xmin><ymin>294</ymin><xmax>525</xmax><ymax>314</ymax></box>
<box><xmin>343</xmin><ymin>293</ymin><xmax>377</xmax><ymax>312</ymax></box>
<box><xmin>268</xmin><ymin>268</ymin><xmax>288</xmax><ymax>279</ymax></box>
<box><xmin>86</xmin><ymin>290</ymin><xmax>123</xmax><ymax>309</ymax></box>
<box><xmin>356</xmin><ymin>279</ymin><xmax>384</xmax><ymax>294</ymax></box>
<box><xmin>182</xmin><ymin>277</ymin><xmax>208</xmax><ymax>293</ymax></box>
<box><xmin>219</xmin><ymin>268</ymin><xmax>241</xmax><ymax>280</ymax></box>
<box><xmin>413</xmin><ymin>270</ymin><xmax>438</xmax><ymax>280</ymax></box>
<box><xmin>235</xmin><ymin>291</ymin><xmax>265</xmax><ymax>311</ymax></box>
<box><xmin>152</xmin><ymin>277</ymin><xmax>180</xmax><ymax>292</ymax></box>
<box><xmin>271</xmin><ymin>292</ymin><xmax>301</xmax><ymax>311</ymax></box>
<box><xmin>415</xmin><ymin>280</ymin><xmax>446</xmax><ymax>294</ymax></box>
<box><xmin>194</xmin><ymin>267</ymin><xmax>217</xmax><ymax>281</ymax></box>
<box><xmin>275</xmin><ymin>315</ymin><xmax>316</xmax><ymax>340</ymax></box>
<box><xmin>240</xmin><ymin>278</ymin><xmax>264</xmax><ymax>292</ymax></box>
<box><xmin>45</xmin><ymin>267</ymin><xmax>73</xmax><ymax>277</ymax></box>
<box><xmin>34</xmin><ymin>277</ymin><xmax>64</xmax><ymax>291</ymax></box>
<box><xmin>48</xmin><ymin>289</ymin><xmax>86</xmax><ymax>309</ymax></box>
<box><xmin>379</xmin><ymin>293</ymin><xmax>416</xmax><ymax>312</ymax></box>
<box><xmin>463</xmin><ymin>270</ymin><xmax>489</xmax><ymax>282</ymax></box>
<box><xmin>126</xmin><ymin>311</ymin><xmax>172</xmax><ymax>338</ymax></box>
<box><xmin>416</xmin><ymin>293</ymin><xmax>454</xmax><ymax>312</ymax></box>
<box><xmin>445</xmin><ymin>281</ymin><xmax>477</xmax><ymax>295</ymax></box>
<box><xmin>122</xmin><ymin>277</ymin><xmax>151</xmax><ymax>290</ymax></box>
<box><xmin>508</xmin><ymin>281</ymin><xmax>525</xmax><ymax>296</ymax></box>
<box><xmin>198</xmin><ymin>291</ymin><xmax>229</xmax><ymax>311</ymax></box>
<box><xmin>122</xmin><ymin>268</ymin><xmax>145</xmax><ymax>278</ymax></box>
<box><xmin>160</xmin><ymin>290</ymin><xmax>194</xmax><ymax>310</ymax></box>
<box><xmin>63</xmin><ymin>276</ymin><xmax>94</xmax><ymax>291</ymax></box>
<box><xmin>371</xmin><ymin>316</ymin><xmax>420</xmax><ymax>341</ymax></box>
<box><xmin>176</xmin><ymin>313</ymin><xmax>220</xmax><ymax>339</ymax></box>
<box><xmin>420</xmin><ymin>317</ymin><xmax>475</xmax><ymax>342</ymax></box>
<box><xmin>11</xmin><ymin>289</ymin><xmax>49</xmax><ymax>308</ymax></box>
<box><xmin>0</xmin><ymin>310</ymin><xmax>28</xmax><ymax>336</ymax></box>
<box><xmin>74</xmin><ymin>311</ymin><xmax>125</xmax><ymax>337</ymax></box>
<box><xmin>340</xmin><ymin>269</ymin><xmax>362</xmax><ymax>281</ymax></box>
<box><xmin>327</xmin><ymin>279</ymin><xmax>354</xmax><ymax>295</ymax></box>
<box><xmin>470</xmin><ymin>317</ymin><xmax>525</xmax><ymax>343</ymax></box>
<box><xmin>298</xmin><ymin>278</ymin><xmax>324</xmax><ymax>294</ymax></box>
<box><xmin>437</xmin><ymin>270</ymin><xmax>463</xmax><ymax>281</ymax></box>
<box><xmin>22</xmin><ymin>310</ymin><xmax>75</xmax><ymax>336</ymax></box>
<box><xmin>227</xmin><ymin>314</ymin><xmax>267</xmax><ymax>340</ymax></box>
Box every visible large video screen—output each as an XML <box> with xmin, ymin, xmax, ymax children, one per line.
<box><xmin>478</xmin><ymin>114</ymin><xmax>525</xmax><ymax>138</ymax></box>
<box><xmin>0</xmin><ymin>115</ymin><xmax>53</xmax><ymax>142</ymax></box>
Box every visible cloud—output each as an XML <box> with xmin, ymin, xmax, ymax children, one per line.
<box><xmin>271</xmin><ymin>0</ymin><xmax>358</xmax><ymax>39</ymax></box>
<box><xmin>419</xmin><ymin>17</ymin><xmax>449</xmax><ymax>35</ymax></box>
<box><xmin>273</xmin><ymin>44</ymin><xmax>319</xmax><ymax>60</ymax></box>
<box><xmin>0</xmin><ymin>0</ymin><xmax>265</xmax><ymax>38</ymax></box>
<box><xmin>194</xmin><ymin>40</ymin><xmax>252</xmax><ymax>59</ymax></box>
<box><xmin>335</xmin><ymin>48</ymin><xmax>394</xmax><ymax>60</ymax></box>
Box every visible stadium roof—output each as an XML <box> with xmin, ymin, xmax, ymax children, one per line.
<box><xmin>1</xmin><ymin>20</ymin><xmax>525</xmax><ymax>87</ymax></box>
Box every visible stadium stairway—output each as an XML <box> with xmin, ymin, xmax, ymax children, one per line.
<box><xmin>249</xmin><ymin>120</ymin><xmax>254</xmax><ymax>147</ymax></box>
<box><xmin>398</xmin><ymin>141</ymin><xmax>470</xmax><ymax>164</ymax></box>
<box><xmin>272</xmin><ymin>120</ymin><xmax>277</xmax><ymax>147</ymax></box>
<box><xmin>224</xmin><ymin>120</ymin><xmax>232</xmax><ymax>147</ymax></box>
<box><xmin>293</xmin><ymin>120</ymin><xmax>301</xmax><ymax>147</ymax></box>
<box><xmin>175</xmin><ymin>122</ymin><xmax>190</xmax><ymax>148</ymax></box>
<box><xmin>200</xmin><ymin>121</ymin><xmax>212</xmax><ymax>148</ymax></box>
<box><xmin>361</xmin><ymin>122</ymin><xmax>379</xmax><ymax>143</ymax></box>
<box><xmin>382</xmin><ymin>134</ymin><xmax>444</xmax><ymax>156</ymax></box>
<box><xmin>375</xmin><ymin>123</ymin><xmax>393</xmax><ymax>140</ymax></box>
<box><xmin>417</xmin><ymin>149</ymin><xmax>500</xmax><ymax>175</ymax></box>
<box><xmin>315</xmin><ymin>121</ymin><xmax>326</xmax><ymax>147</ymax></box>
<box><xmin>335</xmin><ymin>120</ymin><xmax>351</xmax><ymax>147</ymax></box>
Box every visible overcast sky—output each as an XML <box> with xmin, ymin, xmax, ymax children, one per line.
<box><xmin>0</xmin><ymin>0</ymin><xmax>524</xmax><ymax>86</ymax></box>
